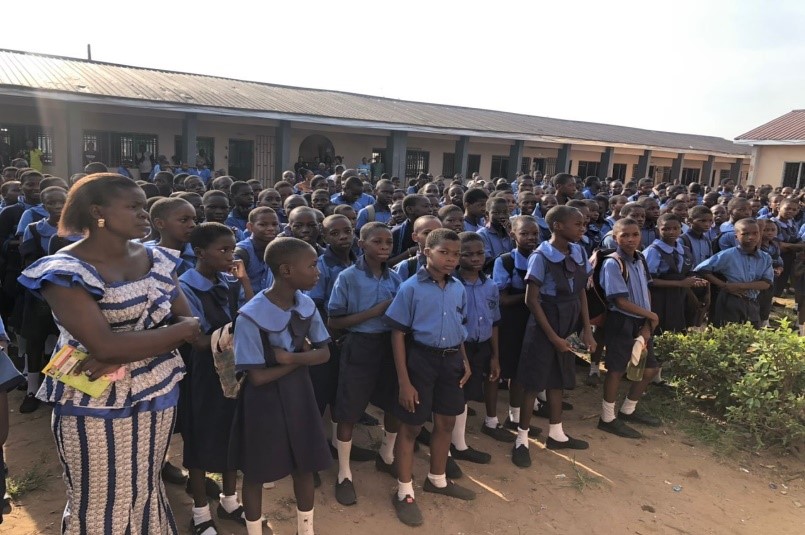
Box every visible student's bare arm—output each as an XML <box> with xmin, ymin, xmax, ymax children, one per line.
<box><xmin>247</xmin><ymin>364</ymin><xmax>301</xmax><ymax>386</ymax></box>
<box><xmin>328</xmin><ymin>300</ymin><xmax>392</xmax><ymax>330</ymax></box>
<box><xmin>392</xmin><ymin>329</ymin><xmax>418</xmax><ymax>412</ymax></box>
<box><xmin>273</xmin><ymin>345</ymin><xmax>330</xmax><ymax>366</ymax></box>
<box><xmin>612</xmin><ymin>296</ymin><xmax>659</xmax><ymax>325</ymax></box>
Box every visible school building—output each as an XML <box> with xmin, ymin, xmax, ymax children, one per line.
<box><xmin>0</xmin><ymin>49</ymin><xmax>751</xmax><ymax>186</ymax></box>
<box><xmin>736</xmin><ymin>109</ymin><xmax>805</xmax><ymax>189</ymax></box>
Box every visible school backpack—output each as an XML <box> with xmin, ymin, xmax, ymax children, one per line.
<box><xmin>586</xmin><ymin>248</ymin><xmax>648</xmax><ymax>327</ymax></box>
<box><xmin>210</xmin><ymin>282</ymin><xmax>243</xmax><ymax>399</ymax></box>
<box><xmin>499</xmin><ymin>252</ymin><xmax>527</xmax><ymax>283</ymax></box>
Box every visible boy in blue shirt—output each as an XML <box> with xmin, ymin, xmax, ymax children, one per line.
<box><xmin>145</xmin><ymin>198</ymin><xmax>198</xmax><ymax>275</ymax></box>
<box><xmin>203</xmin><ymin>191</ymin><xmax>245</xmax><ymax>241</ymax></box>
<box><xmin>328</xmin><ymin>223</ymin><xmax>403</xmax><ymax>506</ymax></box>
<box><xmin>477</xmin><ymin>197</ymin><xmax>513</xmax><ymax>269</ymax></box>
<box><xmin>462</xmin><ymin>188</ymin><xmax>488</xmax><ymax>232</ymax></box>
<box><xmin>695</xmin><ymin>218</ymin><xmax>774</xmax><ymax>328</ymax></box>
<box><xmin>598</xmin><ymin>218</ymin><xmax>662</xmax><ymax>440</ymax></box>
<box><xmin>384</xmin><ymin>228</ymin><xmax>475</xmax><ymax>527</ymax></box>
<box><xmin>225</xmin><ymin>181</ymin><xmax>254</xmax><ymax>233</ymax></box>
<box><xmin>393</xmin><ymin>215</ymin><xmax>441</xmax><ymax>280</ymax></box>
<box><xmin>356</xmin><ymin>179</ymin><xmax>394</xmax><ymax>231</ymax></box>
<box><xmin>680</xmin><ymin>206</ymin><xmax>714</xmax><ymax>267</ymax></box>
<box><xmin>330</xmin><ymin>173</ymin><xmax>375</xmax><ymax>211</ymax></box>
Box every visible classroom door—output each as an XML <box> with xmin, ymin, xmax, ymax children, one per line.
<box><xmin>228</xmin><ymin>139</ymin><xmax>253</xmax><ymax>180</ymax></box>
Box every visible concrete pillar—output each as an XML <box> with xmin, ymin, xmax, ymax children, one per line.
<box><xmin>598</xmin><ymin>147</ymin><xmax>614</xmax><ymax>179</ymax></box>
<box><xmin>670</xmin><ymin>153</ymin><xmax>685</xmax><ymax>183</ymax></box>
<box><xmin>729</xmin><ymin>157</ymin><xmax>743</xmax><ymax>183</ymax></box>
<box><xmin>701</xmin><ymin>155</ymin><xmax>715</xmax><ymax>186</ymax></box>
<box><xmin>181</xmin><ymin>113</ymin><xmax>198</xmax><ymax>165</ymax></box>
<box><xmin>387</xmin><ymin>131</ymin><xmax>408</xmax><ymax>179</ymax></box>
<box><xmin>636</xmin><ymin>150</ymin><xmax>652</xmax><ymax>178</ymax></box>
<box><xmin>508</xmin><ymin>140</ymin><xmax>524</xmax><ymax>181</ymax></box>
<box><xmin>556</xmin><ymin>143</ymin><xmax>571</xmax><ymax>174</ymax></box>
<box><xmin>66</xmin><ymin>105</ymin><xmax>83</xmax><ymax>175</ymax></box>
<box><xmin>455</xmin><ymin>135</ymin><xmax>470</xmax><ymax>180</ymax></box>
<box><xmin>275</xmin><ymin>120</ymin><xmax>291</xmax><ymax>179</ymax></box>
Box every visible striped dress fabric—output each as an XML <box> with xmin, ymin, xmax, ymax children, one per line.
<box><xmin>18</xmin><ymin>246</ymin><xmax>186</xmax><ymax>535</ymax></box>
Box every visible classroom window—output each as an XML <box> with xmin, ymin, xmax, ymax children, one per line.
<box><xmin>0</xmin><ymin>124</ymin><xmax>53</xmax><ymax>166</ymax></box>
<box><xmin>520</xmin><ymin>156</ymin><xmax>531</xmax><ymax>174</ymax></box>
<box><xmin>174</xmin><ymin>136</ymin><xmax>215</xmax><ymax>167</ymax></box>
<box><xmin>442</xmin><ymin>152</ymin><xmax>455</xmax><ymax>177</ymax></box>
<box><xmin>112</xmin><ymin>134</ymin><xmax>158</xmax><ymax>167</ymax></box>
<box><xmin>467</xmin><ymin>154</ymin><xmax>481</xmax><ymax>177</ymax></box>
<box><xmin>405</xmin><ymin>150</ymin><xmax>429</xmax><ymax>177</ymax></box>
<box><xmin>490</xmin><ymin>156</ymin><xmax>509</xmax><ymax>178</ymax></box>
<box><xmin>719</xmin><ymin>169</ymin><xmax>730</xmax><ymax>181</ymax></box>
<box><xmin>681</xmin><ymin>167</ymin><xmax>700</xmax><ymax>184</ymax></box>
<box><xmin>782</xmin><ymin>162</ymin><xmax>804</xmax><ymax>189</ymax></box>
<box><xmin>577</xmin><ymin>160</ymin><xmax>600</xmax><ymax>178</ymax></box>
<box><xmin>612</xmin><ymin>163</ymin><xmax>627</xmax><ymax>181</ymax></box>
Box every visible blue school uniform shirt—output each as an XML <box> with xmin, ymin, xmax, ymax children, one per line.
<box><xmin>233</xmin><ymin>291</ymin><xmax>330</xmax><ymax>372</ymax></box>
<box><xmin>717</xmin><ymin>231</ymin><xmax>737</xmax><ymax>251</ymax></box>
<box><xmin>463</xmin><ymin>217</ymin><xmax>485</xmax><ymax>233</ymax></box>
<box><xmin>15</xmin><ymin>204</ymin><xmax>48</xmax><ymax>236</ymax></box>
<box><xmin>21</xmin><ymin>218</ymin><xmax>57</xmax><ymax>258</ymax></box>
<box><xmin>526</xmin><ymin>241</ymin><xmax>592</xmax><ymax>295</ymax></box>
<box><xmin>457</xmin><ymin>272</ymin><xmax>500</xmax><ymax>343</ymax></box>
<box><xmin>477</xmin><ymin>226</ymin><xmax>513</xmax><ymax>261</ymax></box>
<box><xmin>384</xmin><ymin>266</ymin><xmax>468</xmax><ymax>348</ymax></box>
<box><xmin>492</xmin><ymin>248</ymin><xmax>529</xmax><ymax>292</ymax></box>
<box><xmin>225</xmin><ymin>210</ymin><xmax>249</xmax><ymax>232</ymax></box>
<box><xmin>761</xmin><ymin>241</ymin><xmax>784</xmax><ymax>269</ymax></box>
<box><xmin>393</xmin><ymin>252</ymin><xmax>427</xmax><ymax>280</ymax></box>
<box><xmin>679</xmin><ymin>230</ymin><xmax>713</xmax><ymax>267</ymax></box>
<box><xmin>644</xmin><ymin>239</ymin><xmax>686</xmax><ymax>276</ymax></box>
<box><xmin>143</xmin><ymin>240</ymin><xmax>196</xmax><ymax>275</ymax></box>
<box><xmin>235</xmin><ymin>237</ymin><xmax>272</xmax><ymax>292</ymax></box>
<box><xmin>720</xmin><ymin>221</ymin><xmax>736</xmax><ymax>233</ymax></box>
<box><xmin>179</xmin><ymin>269</ymin><xmax>245</xmax><ymax>333</ymax></box>
<box><xmin>308</xmin><ymin>247</ymin><xmax>356</xmax><ymax>311</ymax></box>
<box><xmin>694</xmin><ymin>247</ymin><xmax>773</xmax><ymax>301</ymax></box>
<box><xmin>600</xmin><ymin>248</ymin><xmax>652</xmax><ymax>318</ymax></box>
<box><xmin>641</xmin><ymin>224</ymin><xmax>657</xmax><ymax>250</ymax></box>
<box><xmin>600</xmin><ymin>215</ymin><xmax>617</xmax><ymax>238</ymax></box>
<box><xmin>329</xmin><ymin>192</ymin><xmax>375</xmax><ymax>212</ymax></box>
<box><xmin>799</xmin><ymin>222</ymin><xmax>805</xmax><ymax>241</ymax></box>
<box><xmin>772</xmin><ymin>217</ymin><xmax>800</xmax><ymax>244</ymax></box>
<box><xmin>355</xmin><ymin>203</ymin><xmax>392</xmax><ymax>231</ymax></box>
<box><xmin>601</xmin><ymin>231</ymin><xmax>617</xmax><ymax>249</ymax></box>
<box><xmin>327</xmin><ymin>256</ymin><xmax>402</xmax><ymax>333</ymax></box>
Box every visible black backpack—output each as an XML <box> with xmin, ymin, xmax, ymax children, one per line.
<box><xmin>499</xmin><ymin>252</ymin><xmax>527</xmax><ymax>283</ymax></box>
<box><xmin>586</xmin><ymin>248</ymin><xmax>649</xmax><ymax>327</ymax></box>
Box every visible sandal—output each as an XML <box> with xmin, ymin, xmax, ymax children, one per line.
<box><xmin>216</xmin><ymin>504</ymin><xmax>246</xmax><ymax>525</ymax></box>
<box><xmin>191</xmin><ymin>519</ymin><xmax>218</xmax><ymax>535</ymax></box>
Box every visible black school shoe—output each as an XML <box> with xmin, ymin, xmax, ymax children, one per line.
<box><xmin>533</xmin><ymin>400</ymin><xmax>574</xmax><ymax>419</ymax></box>
<box><xmin>446</xmin><ymin>456</ymin><xmax>463</xmax><ymax>479</ymax></box>
<box><xmin>546</xmin><ymin>435</ymin><xmax>589</xmax><ymax>450</ymax></box>
<box><xmin>375</xmin><ymin>454</ymin><xmax>397</xmax><ymax>478</ymax></box>
<box><xmin>480</xmin><ymin>423</ymin><xmax>516</xmax><ymax>443</ymax></box>
<box><xmin>618</xmin><ymin>410</ymin><xmax>662</xmax><ymax>427</ymax></box>
<box><xmin>162</xmin><ymin>461</ymin><xmax>188</xmax><ymax>485</ymax></box>
<box><xmin>216</xmin><ymin>503</ymin><xmax>246</xmax><ymax>525</ymax></box>
<box><xmin>18</xmin><ymin>394</ymin><xmax>40</xmax><ymax>414</ymax></box>
<box><xmin>511</xmin><ymin>444</ymin><xmax>531</xmax><ymax>468</ymax></box>
<box><xmin>335</xmin><ymin>478</ymin><xmax>357</xmax><ymax>506</ymax></box>
<box><xmin>184</xmin><ymin>476</ymin><xmax>221</xmax><ymax>500</ymax></box>
<box><xmin>392</xmin><ymin>494</ymin><xmax>423</xmax><ymax>527</ymax></box>
<box><xmin>329</xmin><ymin>442</ymin><xmax>375</xmax><ymax>462</ymax></box>
<box><xmin>449</xmin><ymin>444</ymin><xmax>491</xmax><ymax>464</ymax></box>
<box><xmin>423</xmin><ymin>478</ymin><xmax>476</xmax><ymax>501</ymax></box>
<box><xmin>503</xmin><ymin>417</ymin><xmax>542</xmax><ymax>437</ymax></box>
<box><xmin>597</xmin><ymin>417</ymin><xmax>642</xmax><ymax>439</ymax></box>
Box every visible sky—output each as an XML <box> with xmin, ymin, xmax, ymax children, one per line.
<box><xmin>3</xmin><ymin>0</ymin><xmax>804</xmax><ymax>140</ymax></box>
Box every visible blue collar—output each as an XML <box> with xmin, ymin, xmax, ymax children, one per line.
<box><xmin>355</xmin><ymin>255</ymin><xmax>390</xmax><ymax>279</ymax></box>
<box><xmin>239</xmin><ymin>290</ymin><xmax>316</xmax><ymax>331</ymax></box>
<box><xmin>322</xmin><ymin>246</ymin><xmax>356</xmax><ymax>268</ymax></box>
<box><xmin>179</xmin><ymin>268</ymin><xmax>233</xmax><ymax>291</ymax></box>
<box><xmin>650</xmin><ymin>239</ymin><xmax>683</xmax><ymax>255</ymax></box>
<box><xmin>415</xmin><ymin>265</ymin><xmax>458</xmax><ymax>284</ymax></box>
<box><xmin>536</xmin><ymin>241</ymin><xmax>585</xmax><ymax>264</ymax></box>
<box><xmin>455</xmin><ymin>270</ymin><xmax>488</xmax><ymax>284</ymax></box>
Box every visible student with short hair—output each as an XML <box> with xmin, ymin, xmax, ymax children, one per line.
<box><xmin>437</xmin><ymin>204</ymin><xmax>464</xmax><ymax>233</ymax></box>
<box><xmin>384</xmin><ymin>228</ymin><xmax>475</xmax><ymax>527</ymax></box>
<box><xmin>715</xmin><ymin>197</ymin><xmax>752</xmax><ymax>251</ymax></box>
<box><xmin>462</xmin><ymin>188</ymin><xmax>489</xmax><ymax>232</ymax></box>
<box><xmin>146</xmin><ymin>197</ymin><xmax>198</xmax><ymax>274</ymax></box>
<box><xmin>553</xmin><ymin>173</ymin><xmax>577</xmax><ymax>205</ymax></box>
<box><xmin>393</xmin><ymin>215</ymin><xmax>441</xmax><ymax>280</ymax></box>
<box><xmin>203</xmin><ymin>190</ymin><xmax>244</xmax><ymax>241</ymax></box>
<box><xmin>771</xmin><ymin>198</ymin><xmax>805</xmax><ymax>296</ymax></box>
<box><xmin>287</xmin><ymin>206</ymin><xmax>323</xmax><ymax>254</ymax></box>
<box><xmin>637</xmin><ymin>197</ymin><xmax>660</xmax><ymax>250</ymax></box>
<box><xmin>225</xmin><ymin>182</ymin><xmax>254</xmax><ymax>233</ymax></box>
<box><xmin>310</xmin><ymin>189</ymin><xmax>332</xmax><ymax>216</ymax></box>
<box><xmin>330</xmin><ymin>173</ymin><xmax>375</xmax><ymax>211</ymax></box>
<box><xmin>600</xmin><ymin>194</ymin><xmax>627</xmax><ymax>238</ymax></box>
<box><xmin>758</xmin><ymin>220</ymin><xmax>784</xmax><ymax>327</ymax></box>
<box><xmin>356</xmin><ymin>179</ymin><xmax>395</xmax><ymax>230</ymax></box>
<box><xmin>601</xmin><ymin>202</ymin><xmax>646</xmax><ymax>249</ymax></box>
<box><xmin>0</xmin><ymin>181</ymin><xmax>20</xmax><ymax>209</ymax></box>
<box><xmin>234</xmin><ymin>207</ymin><xmax>281</xmax><ymax>293</ymax></box>
<box><xmin>389</xmin><ymin>194</ymin><xmax>432</xmax><ymax>262</ymax></box>
<box><xmin>477</xmin><ymin>197</ymin><xmax>513</xmax><ymax>269</ymax></box>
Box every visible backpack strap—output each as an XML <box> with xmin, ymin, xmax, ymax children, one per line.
<box><xmin>366</xmin><ymin>205</ymin><xmax>376</xmax><ymax>223</ymax></box>
<box><xmin>406</xmin><ymin>256</ymin><xmax>418</xmax><ymax>277</ymax></box>
<box><xmin>501</xmin><ymin>251</ymin><xmax>527</xmax><ymax>281</ymax></box>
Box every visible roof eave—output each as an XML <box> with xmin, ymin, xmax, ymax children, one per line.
<box><xmin>735</xmin><ymin>139</ymin><xmax>805</xmax><ymax>146</ymax></box>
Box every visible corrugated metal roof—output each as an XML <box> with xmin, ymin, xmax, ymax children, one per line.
<box><xmin>736</xmin><ymin>110</ymin><xmax>805</xmax><ymax>141</ymax></box>
<box><xmin>0</xmin><ymin>49</ymin><xmax>748</xmax><ymax>156</ymax></box>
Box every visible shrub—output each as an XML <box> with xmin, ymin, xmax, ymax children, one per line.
<box><xmin>655</xmin><ymin>319</ymin><xmax>805</xmax><ymax>449</ymax></box>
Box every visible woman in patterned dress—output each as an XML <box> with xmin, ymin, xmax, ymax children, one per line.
<box><xmin>18</xmin><ymin>174</ymin><xmax>201</xmax><ymax>534</ymax></box>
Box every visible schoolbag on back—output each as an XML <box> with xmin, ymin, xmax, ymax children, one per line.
<box><xmin>587</xmin><ymin>248</ymin><xmax>627</xmax><ymax>327</ymax></box>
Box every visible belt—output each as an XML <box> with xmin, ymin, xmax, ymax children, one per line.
<box><xmin>412</xmin><ymin>341</ymin><xmax>460</xmax><ymax>357</ymax></box>
<box><xmin>464</xmin><ymin>339</ymin><xmax>491</xmax><ymax>350</ymax></box>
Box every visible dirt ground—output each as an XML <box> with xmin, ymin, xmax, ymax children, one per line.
<box><xmin>1</xmin><ymin>369</ymin><xmax>804</xmax><ymax>535</ymax></box>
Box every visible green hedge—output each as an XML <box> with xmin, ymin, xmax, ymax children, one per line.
<box><xmin>655</xmin><ymin>320</ymin><xmax>805</xmax><ymax>449</ymax></box>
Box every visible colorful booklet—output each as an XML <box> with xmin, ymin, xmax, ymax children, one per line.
<box><xmin>42</xmin><ymin>342</ymin><xmax>120</xmax><ymax>398</ymax></box>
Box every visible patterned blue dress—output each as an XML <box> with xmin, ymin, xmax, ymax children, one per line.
<box><xmin>18</xmin><ymin>246</ymin><xmax>186</xmax><ymax>535</ymax></box>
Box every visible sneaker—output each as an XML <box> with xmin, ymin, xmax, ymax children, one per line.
<box><xmin>423</xmin><ymin>478</ymin><xmax>476</xmax><ymax>501</ymax></box>
<box><xmin>597</xmin><ymin>417</ymin><xmax>642</xmax><ymax>439</ymax></box>
<box><xmin>480</xmin><ymin>423</ymin><xmax>516</xmax><ymax>443</ymax></box>
<box><xmin>618</xmin><ymin>410</ymin><xmax>662</xmax><ymax>427</ymax></box>
<box><xmin>216</xmin><ymin>503</ymin><xmax>246</xmax><ymax>525</ymax></box>
<box><xmin>415</xmin><ymin>427</ymin><xmax>431</xmax><ymax>447</ymax></box>
<box><xmin>546</xmin><ymin>435</ymin><xmax>589</xmax><ymax>450</ymax></box>
<box><xmin>586</xmin><ymin>373</ymin><xmax>600</xmax><ymax>387</ymax></box>
<box><xmin>18</xmin><ymin>393</ymin><xmax>40</xmax><ymax>414</ymax></box>
<box><xmin>449</xmin><ymin>444</ymin><xmax>491</xmax><ymax>464</ymax></box>
<box><xmin>162</xmin><ymin>461</ymin><xmax>188</xmax><ymax>485</ymax></box>
<box><xmin>445</xmin><ymin>456</ymin><xmax>463</xmax><ymax>479</ymax></box>
<box><xmin>329</xmin><ymin>442</ymin><xmax>375</xmax><ymax>462</ymax></box>
<box><xmin>335</xmin><ymin>478</ymin><xmax>357</xmax><ymax>506</ymax></box>
<box><xmin>503</xmin><ymin>417</ymin><xmax>542</xmax><ymax>436</ymax></box>
<box><xmin>511</xmin><ymin>444</ymin><xmax>531</xmax><ymax>468</ymax></box>
<box><xmin>374</xmin><ymin>454</ymin><xmax>397</xmax><ymax>478</ymax></box>
<box><xmin>392</xmin><ymin>494</ymin><xmax>423</xmax><ymax>527</ymax></box>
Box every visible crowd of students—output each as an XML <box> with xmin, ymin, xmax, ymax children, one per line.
<box><xmin>0</xmin><ymin>157</ymin><xmax>802</xmax><ymax>534</ymax></box>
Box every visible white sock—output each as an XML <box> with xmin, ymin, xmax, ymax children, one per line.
<box><xmin>26</xmin><ymin>372</ymin><xmax>40</xmax><ymax>395</ymax></box>
<box><xmin>297</xmin><ymin>508</ymin><xmax>314</xmax><ymax>535</ymax></box>
<box><xmin>397</xmin><ymin>479</ymin><xmax>415</xmax><ymax>500</ymax></box>
<box><xmin>536</xmin><ymin>391</ymin><xmax>547</xmax><ymax>403</ymax></box>
<box><xmin>451</xmin><ymin>405</ymin><xmax>468</xmax><ymax>450</ymax></box>
<box><xmin>533</xmin><ymin>398</ymin><xmax>542</xmax><ymax>411</ymax></box>
<box><xmin>589</xmin><ymin>363</ymin><xmax>600</xmax><ymax>375</ymax></box>
<box><xmin>601</xmin><ymin>400</ymin><xmax>616</xmax><ymax>423</ymax></box>
<box><xmin>427</xmin><ymin>472</ymin><xmax>447</xmax><ymax>488</ymax></box>
<box><xmin>621</xmin><ymin>397</ymin><xmax>638</xmax><ymax>415</ymax></box>
<box><xmin>508</xmin><ymin>406</ymin><xmax>520</xmax><ymax>423</ymax></box>
<box><xmin>515</xmin><ymin>427</ymin><xmax>529</xmax><ymax>448</ymax></box>
<box><xmin>484</xmin><ymin>416</ymin><xmax>499</xmax><ymax>429</ymax></box>
<box><xmin>651</xmin><ymin>368</ymin><xmax>663</xmax><ymax>383</ymax></box>
<box><xmin>192</xmin><ymin>505</ymin><xmax>215</xmax><ymax>534</ymax></box>
<box><xmin>548</xmin><ymin>423</ymin><xmax>569</xmax><ymax>442</ymax></box>
<box><xmin>380</xmin><ymin>431</ymin><xmax>396</xmax><ymax>464</ymax></box>
<box><xmin>799</xmin><ymin>323</ymin><xmax>805</xmax><ymax>337</ymax></box>
<box><xmin>220</xmin><ymin>492</ymin><xmax>240</xmax><ymax>514</ymax></box>
<box><xmin>246</xmin><ymin>518</ymin><xmax>263</xmax><ymax>535</ymax></box>
<box><xmin>336</xmin><ymin>439</ymin><xmax>352</xmax><ymax>483</ymax></box>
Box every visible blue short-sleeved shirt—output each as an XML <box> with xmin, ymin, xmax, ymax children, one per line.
<box><xmin>680</xmin><ymin>230</ymin><xmax>713</xmax><ymax>267</ymax></box>
<box><xmin>20</xmin><ymin>218</ymin><xmax>57</xmax><ymax>259</ymax></box>
<box><xmin>179</xmin><ymin>268</ymin><xmax>245</xmax><ymax>333</ymax></box>
<box><xmin>458</xmin><ymin>273</ymin><xmax>500</xmax><ymax>343</ymax></box>
<box><xmin>233</xmin><ymin>290</ymin><xmax>330</xmax><ymax>372</ymax></box>
<box><xmin>15</xmin><ymin>204</ymin><xmax>48</xmax><ymax>236</ymax></box>
<box><xmin>393</xmin><ymin>253</ymin><xmax>427</xmax><ymax>280</ymax></box>
<box><xmin>327</xmin><ymin>256</ymin><xmax>402</xmax><ymax>333</ymax></box>
<box><xmin>384</xmin><ymin>267</ymin><xmax>467</xmax><ymax>348</ymax></box>
<box><xmin>644</xmin><ymin>239</ymin><xmax>686</xmax><ymax>276</ymax></box>
<box><xmin>600</xmin><ymin>248</ymin><xmax>652</xmax><ymax>318</ymax></box>
<box><xmin>772</xmin><ymin>217</ymin><xmax>800</xmax><ymax>244</ymax></box>
<box><xmin>235</xmin><ymin>237</ymin><xmax>272</xmax><ymax>293</ymax></box>
<box><xmin>719</xmin><ymin>221</ymin><xmax>736</xmax><ymax>233</ymax></box>
<box><xmin>600</xmin><ymin>215</ymin><xmax>617</xmax><ymax>238</ymax></box>
<box><xmin>463</xmin><ymin>218</ymin><xmax>485</xmax><ymax>233</ymax></box>
<box><xmin>0</xmin><ymin>345</ymin><xmax>23</xmax><ymax>392</ymax></box>
<box><xmin>309</xmin><ymin>247</ymin><xmax>356</xmax><ymax>310</ymax></box>
<box><xmin>641</xmin><ymin>225</ymin><xmax>657</xmax><ymax>250</ymax></box>
<box><xmin>761</xmin><ymin>241</ymin><xmax>784</xmax><ymax>268</ymax></box>
<box><xmin>694</xmin><ymin>247</ymin><xmax>773</xmax><ymax>300</ymax></box>
<box><xmin>491</xmin><ymin>248</ymin><xmax>529</xmax><ymax>292</ymax></box>
<box><xmin>526</xmin><ymin>241</ymin><xmax>592</xmax><ymax>296</ymax></box>
<box><xmin>330</xmin><ymin>193</ymin><xmax>375</xmax><ymax>212</ymax></box>
<box><xmin>225</xmin><ymin>211</ymin><xmax>249</xmax><ymax>232</ymax></box>
<box><xmin>477</xmin><ymin>226</ymin><xmax>513</xmax><ymax>261</ymax></box>
<box><xmin>717</xmin><ymin>231</ymin><xmax>737</xmax><ymax>251</ymax></box>
<box><xmin>355</xmin><ymin>204</ymin><xmax>392</xmax><ymax>230</ymax></box>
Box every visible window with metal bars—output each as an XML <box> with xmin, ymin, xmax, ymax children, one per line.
<box><xmin>174</xmin><ymin>136</ymin><xmax>215</xmax><ymax>167</ymax></box>
<box><xmin>782</xmin><ymin>162</ymin><xmax>804</xmax><ymax>189</ymax></box>
<box><xmin>405</xmin><ymin>150</ymin><xmax>429</xmax><ymax>177</ymax></box>
<box><xmin>612</xmin><ymin>163</ymin><xmax>627</xmax><ymax>182</ymax></box>
<box><xmin>490</xmin><ymin>156</ymin><xmax>509</xmax><ymax>178</ymax></box>
<box><xmin>442</xmin><ymin>152</ymin><xmax>455</xmax><ymax>177</ymax></box>
<box><xmin>520</xmin><ymin>157</ymin><xmax>530</xmax><ymax>174</ymax></box>
<box><xmin>681</xmin><ymin>168</ymin><xmax>700</xmax><ymax>184</ymax></box>
<box><xmin>577</xmin><ymin>161</ymin><xmax>600</xmax><ymax>178</ymax></box>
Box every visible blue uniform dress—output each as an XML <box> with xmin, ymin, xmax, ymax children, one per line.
<box><xmin>329</xmin><ymin>257</ymin><xmax>402</xmax><ymax>421</ymax></box>
<box><xmin>308</xmin><ymin>247</ymin><xmax>356</xmax><ymax>414</ymax></box>
<box><xmin>234</xmin><ymin>237</ymin><xmax>273</xmax><ymax>293</ymax></box>
<box><xmin>644</xmin><ymin>239</ymin><xmax>694</xmax><ymax>333</ymax></box>
<box><xmin>384</xmin><ymin>267</ymin><xmax>468</xmax><ymax>426</ymax></box>
<box><xmin>518</xmin><ymin>242</ymin><xmax>591</xmax><ymax>391</ymax></box>
<box><xmin>600</xmin><ymin>247</ymin><xmax>659</xmax><ymax>373</ymax></box>
<box><xmin>18</xmin><ymin>247</ymin><xmax>186</xmax><ymax>535</ymax></box>
<box><xmin>229</xmin><ymin>291</ymin><xmax>332</xmax><ymax>483</ymax></box>
<box><xmin>491</xmin><ymin>249</ymin><xmax>530</xmax><ymax>380</ymax></box>
<box><xmin>179</xmin><ymin>269</ymin><xmax>243</xmax><ymax>472</ymax></box>
<box><xmin>457</xmin><ymin>272</ymin><xmax>500</xmax><ymax>402</ymax></box>
<box><xmin>771</xmin><ymin>216</ymin><xmax>801</xmax><ymax>296</ymax></box>
<box><xmin>694</xmin><ymin>247</ymin><xmax>773</xmax><ymax>328</ymax></box>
